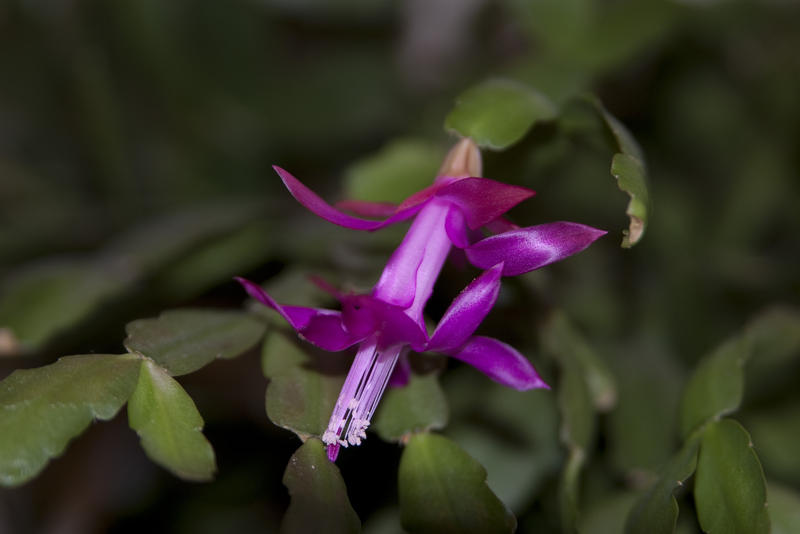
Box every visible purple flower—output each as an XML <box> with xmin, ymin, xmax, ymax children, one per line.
<box><xmin>237</xmin><ymin>139</ymin><xmax>605</xmax><ymax>461</ymax></box>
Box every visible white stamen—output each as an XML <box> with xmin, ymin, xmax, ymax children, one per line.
<box><xmin>322</xmin><ymin>335</ymin><xmax>403</xmax><ymax>452</ymax></box>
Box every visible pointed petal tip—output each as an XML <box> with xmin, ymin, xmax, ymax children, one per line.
<box><xmin>326</xmin><ymin>442</ymin><xmax>340</xmax><ymax>462</ymax></box>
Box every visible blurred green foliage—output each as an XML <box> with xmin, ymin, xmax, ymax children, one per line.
<box><xmin>1</xmin><ymin>0</ymin><xmax>799</xmax><ymax>532</ymax></box>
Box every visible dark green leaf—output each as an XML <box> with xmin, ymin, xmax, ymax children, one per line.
<box><xmin>694</xmin><ymin>419</ymin><xmax>769</xmax><ymax>534</ymax></box>
<box><xmin>373</xmin><ymin>372</ymin><xmax>448</xmax><ymax>442</ymax></box>
<box><xmin>344</xmin><ymin>139</ymin><xmax>445</xmax><ymax>203</ymax></box>
<box><xmin>128</xmin><ymin>359</ymin><xmax>216</xmax><ymax>481</ymax></box>
<box><xmin>0</xmin><ymin>354</ymin><xmax>141</xmax><ymax>486</ymax></box>
<box><xmin>625</xmin><ymin>437</ymin><xmax>700</xmax><ymax>534</ymax></box>
<box><xmin>679</xmin><ymin>336</ymin><xmax>747</xmax><ymax>439</ymax></box>
<box><xmin>399</xmin><ymin>432</ymin><xmax>516</xmax><ymax>534</ymax></box>
<box><xmin>124</xmin><ymin>309</ymin><xmax>266</xmax><ymax>376</ymax></box>
<box><xmin>445</xmin><ymin>79</ymin><xmax>557</xmax><ymax>150</ymax></box>
<box><xmin>281</xmin><ymin>438</ymin><xmax>360</xmax><ymax>534</ymax></box>
<box><xmin>262</xmin><ymin>332</ymin><xmax>347</xmax><ymax>439</ymax></box>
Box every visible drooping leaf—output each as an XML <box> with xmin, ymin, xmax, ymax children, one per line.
<box><xmin>679</xmin><ymin>336</ymin><xmax>748</xmax><ymax>439</ymax></box>
<box><xmin>625</xmin><ymin>436</ymin><xmax>700</xmax><ymax>534</ymax></box>
<box><xmin>372</xmin><ymin>372</ymin><xmax>448</xmax><ymax>442</ymax></box>
<box><xmin>281</xmin><ymin>438</ymin><xmax>360</xmax><ymax>534</ymax></box>
<box><xmin>595</xmin><ymin>99</ymin><xmax>649</xmax><ymax>247</ymax></box>
<box><xmin>445</xmin><ymin>79</ymin><xmax>557</xmax><ymax>150</ymax></box>
<box><xmin>262</xmin><ymin>332</ymin><xmax>347</xmax><ymax>440</ymax></box>
<box><xmin>124</xmin><ymin>309</ymin><xmax>266</xmax><ymax>376</ymax></box>
<box><xmin>0</xmin><ymin>354</ymin><xmax>141</xmax><ymax>486</ymax></box>
<box><xmin>694</xmin><ymin>419</ymin><xmax>769</xmax><ymax>534</ymax></box>
<box><xmin>128</xmin><ymin>359</ymin><xmax>216</xmax><ymax>481</ymax></box>
<box><xmin>398</xmin><ymin>432</ymin><xmax>516</xmax><ymax>534</ymax></box>
<box><xmin>344</xmin><ymin>139</ymin><xmax>445</xmax><ymax>203</ymax></box>
<box><xmin>611</xmin><ymin>154</ymin><xmax>649</xmax><ymax>248</ymax></box>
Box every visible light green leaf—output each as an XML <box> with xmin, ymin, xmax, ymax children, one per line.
<box><xmin>679</xmin><ymin>336</ymin><xmax>748</xmax><ymax>439</ymax></box>
<box><xmin>128</xmin><ymin>359</ymin><xmax>216</xmax><ymax>481</ymax></box>
<box><xmin>0</xmin><ymin>354</ymin><xmax>141</xmax><ymax>486</ymax></box>
<box><xmin>445</xmin><ymin>79</ymin><xmax>558</xmax><ymax>150</ymax></box>
<box><xmin>398</xmin><ymin>432</ymin><xmax>516</xmax><ymax>534</ymax></box>
<box><xmin>124</xmin><ymin>309</ymin><xmax>266</xmax><ymax>376</ymax></box>
<box><xmin>373</xmin><ymin>372</ymin><xmax>448</xmax><ymax>442</ymax></box>
<box><xmin>694</xmin><ymin>419</ymin><xmax>769</xmax><ymax>534</ymax></box>
<box><xmin>281</xmin><ymin>438</ymin><xmax>360</xmax><ymax>534</ymax></box>
<box><xmin>262</xmin><ymin>332</ymin><xmax>347</xmax><ymax>439</ymax></box>
<box><xmin>768</xmin><ymin>482</ymin><xmax>800</xmax><ymax>534</ymax></box>
<box><xmin>625</xmin><ymin>436</ymin><xmax>700</xmax><ymax>534</ymax></box>
<box><xmin>344</xmin><ymin>139</ymin><xmax>445</xmax><ymax>203</ymax></box>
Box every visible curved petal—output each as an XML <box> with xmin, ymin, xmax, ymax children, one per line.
<box><xmin>428</xmin><ymin>264</ymin><xmax>503</xmax><ymax>353</ymax></box>
<box><xmin>444</xmin><ymin>336</ymin><xmax>549</xmax><ymax>390</ymax></box>
<box><xmin>341</xmin><ymin>295</ymin><xmax>428</xmax><ymax>352</ymax></box>
<box><xmin>235</xmin><ymin>277</ymin><xmax>363</xmax><ymax>351</ymax></box>
<box><xmin>388</xmin><ymin>348</ymin><xmax>412</xmax><ymax>387</ymax></box>
<box><xmin>465</xmin><ymin>222</ymin><xmax>607</xmax><ymax>276</ymax></box>
<box><xmin>436</xmin><ymin>177</ymin><xmax>535</xmax><ymax>230</ymax></box>
<box><xmin>274</xmin><ymin>166</ymin><xmax>424</xmax><ymax>230</ymax></box>
<box><xmin>444</xmin><ymin>207</ymin><xmax>470</xmax><ymax>248</ymax></box>
<box><xmin>335</xmin><ymin>199</ymin><xmax>398</xmax><ymax>218</ymax></box>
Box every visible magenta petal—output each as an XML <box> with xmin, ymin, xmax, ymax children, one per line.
<box><xmin>465</xmin><ymin>222</ymin><xmax>607</xmax><ymax>276</ymax></box>
<box><xmin>235</xmin><ymin>277</ymin><xmax>362</xmax><ymax>351</ymax></box>
<box><xmin>445</xmin><ymin>336</ymin><xmax>549</xmax><ymax>390</ymax></box>
<box><xmin>274</xmin><ymin>166</ymin><xmax>423</xmax><ymax>230</ymax></box>
<box><xmin>335</xmin><ymin>199</ymin><xmax>398</xmax><ymax>218</ymax></box>
<box><xmin>436</xmin><ymin>177</ymin><xmax>535</xmax><ymax>230</ymax></box>
<box><xmin>388</xmin><ymin>349</ymin><xmax>411</xmax><ymax>387</ymax></box>
<box><xmin>341</xmin><ymin>295</ymin><xmax>428</xmax><ymax>351</ymax></box>
<box><xmin>428</xmin><ymin>264</ymin><xmax>503</xmax><ymax>353</ymax></box>
<box><xmin>444</xmin><ymin>207</ymin><xmax>471</xmax><ymax>248</ymax></box>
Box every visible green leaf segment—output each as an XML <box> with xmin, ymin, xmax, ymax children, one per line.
<box><xmin>625</xmin><ymin>307</ymin><xmax>799</xmax><ymax>534</ymax></box>
<box><xmin>0</xmin><ymin>309</ymin><xmax>265</xmax><ymax>486</ymax></box>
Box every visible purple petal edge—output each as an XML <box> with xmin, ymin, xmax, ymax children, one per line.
<box><xmin>274</xmin><ymin>166</ymin><xmax>424</xmax><ymax>231</ymax></box>
<box><xmin>466</xmin><ymin>222</ymin><xmax>607</xmax><ymax>276</ymax></box>
<box><xmin>427</xmin><ymin>264</ymin><xmax>503</xmax><ymax>353</ymax></box>
<box><xmin>436</xmin><ymin>177</ymin><xmax>535</xmax><ymax>230</ymax></box>
<box><xmin>445</xmin><ymin>336</ymin><xmax>549</xmax><ymax>390</ymax></box>
<box><xmin>235</xmin><ymin>277</ymin><xmax>362</xmax><ymax>351</ymax></box>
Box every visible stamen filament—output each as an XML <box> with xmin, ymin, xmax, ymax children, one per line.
<box><xmin>322</xmin><ymin>335</ymin><xmax>404</xmax><ymax>460</ymax></box>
